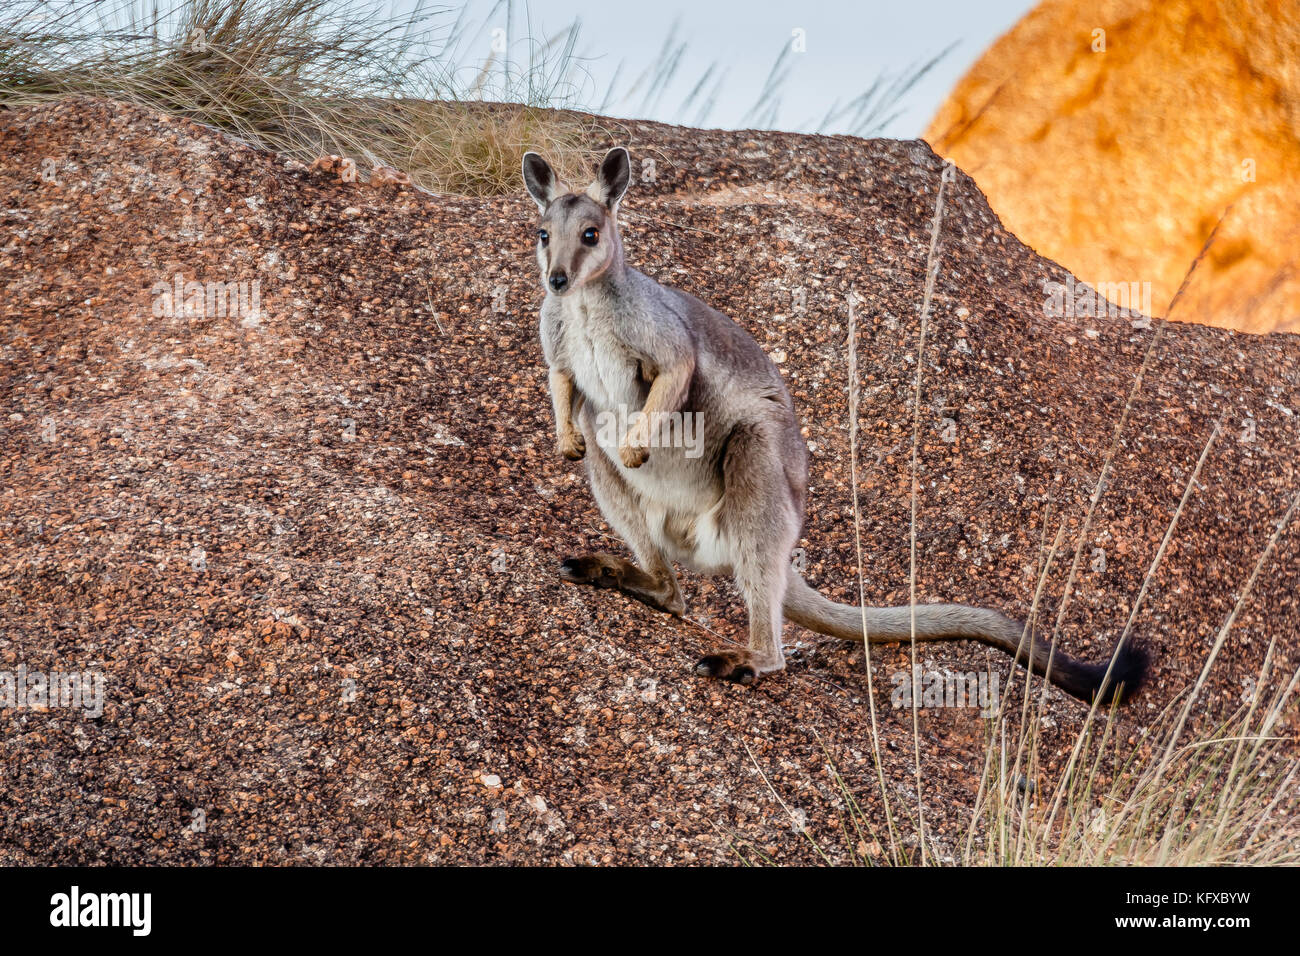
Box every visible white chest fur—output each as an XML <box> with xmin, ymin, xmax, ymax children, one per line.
<box><xmin>556</xmin><ymin>302</ymin><xmax>638</xmax><ymax>415</ymax></box>
<box><xmin>542</xmin><ymin>292</ymin><xmax>725</xmax><ymax>573</ymax></box>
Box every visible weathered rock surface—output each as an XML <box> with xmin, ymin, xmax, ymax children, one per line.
<box><xmin>1</xmin><ymin>97</ymin><xmax>1297</xmax><ymax>864</ymax></box>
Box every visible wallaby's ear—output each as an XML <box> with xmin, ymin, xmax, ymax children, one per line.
<box><xmin>522</xmin><ymin>152</ymin><xmax>563</xmax><ymax>211</ymax></box>
<box><xmin>589</xmin><ymin>146</ymin><xmax>631</xmax><ymax>213</ymax></box>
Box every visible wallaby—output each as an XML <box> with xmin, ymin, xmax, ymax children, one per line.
<box><xmin>523</xmin><ymin>146</ymin><xmax>1147</xmax><ymax>704</ymax></box>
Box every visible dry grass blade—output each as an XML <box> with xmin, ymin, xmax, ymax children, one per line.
<box><xmin>903</xmin><ymin>160</ymin><xmax>952</xmax><ymax>864</ymax></box>
<box><xmin>846</xmin><ymin>288</ymin><xmax>903</xmax><ymax>864</ymax></box>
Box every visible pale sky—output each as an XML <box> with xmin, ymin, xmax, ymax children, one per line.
<box><xmin>448</xmin><ymin>0</ymin><xmax>1037</xmax><ymax>138</ymax></box>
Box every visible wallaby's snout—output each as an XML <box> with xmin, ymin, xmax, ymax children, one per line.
<box><xmin>522</xmin><ymin>147</ymin><xmax>632</xmax><ymax>297</ymax></box>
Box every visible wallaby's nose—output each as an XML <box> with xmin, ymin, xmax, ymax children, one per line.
<box><xmin>549</xmin><ymin>271</ymin><xmax>568</xmax><ymax>293</ymax></box>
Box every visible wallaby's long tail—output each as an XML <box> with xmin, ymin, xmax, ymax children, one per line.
<box><xmin>782</xmin><ymin>572</ymin><xmax>1147</xmax><ymax>705</ymax></box>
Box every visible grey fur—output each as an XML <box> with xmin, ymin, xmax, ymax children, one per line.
<box><xmin>522</xmin><ymin>147</ymin><xmax>1147</xmax><ymax>702</ymax></box>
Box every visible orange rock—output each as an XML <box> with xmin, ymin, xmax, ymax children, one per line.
<box><xmin>925</xmin><ymin>0</ymin><xmax>1300</xmax><ymax>334</ymax></box>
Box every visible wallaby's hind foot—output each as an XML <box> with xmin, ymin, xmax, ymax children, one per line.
<box><xmin>694</xmin><ymin>647</ymin><xmax>787</xmax><ymax>685</ymax></box>
<box><xmin>694</xmin><ymin>648</ymin><xmax>760</xmax><ymax>685</ymax></box>
<box><xmin>558</xmin><ymin>553</ymin><xmax>685</xmax><ymax>616</ymax></box>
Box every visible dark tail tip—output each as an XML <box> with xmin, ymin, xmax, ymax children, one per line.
<box><xmin>1085</xmin><ymin>640</ymin><xmax>1150</xmax><ymax>706</ymax></box>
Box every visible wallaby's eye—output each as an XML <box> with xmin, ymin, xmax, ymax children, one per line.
<box><xmin>582</xmin><ymin>227</ymin><xmax>599</xmax><ymax>246</ymax></box>
<box><xmin>538</xmin><ymin>229</ymin><xmax>549</xmax><ymax>246</ymax></box>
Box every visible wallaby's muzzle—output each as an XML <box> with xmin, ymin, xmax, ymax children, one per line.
<box><xmin>548</xmin><ymin>270</ymin><xmax>569</xmax><ymax>293</ymax></box>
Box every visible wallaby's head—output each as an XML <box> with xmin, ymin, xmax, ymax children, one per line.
<box><xmin>522</xmin><ymin>147</ymin><xmax>631</xmax><ymax>296</ymax></box>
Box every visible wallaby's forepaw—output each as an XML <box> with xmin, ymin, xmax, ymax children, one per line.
<box><xmin>694</xmin><ymin>648</ymin><xmax>760</xmax><ymax>686</ymax></box>
<box><xmin>557</xmin><ymin>430</ymin><xmax>585</xmax><ymax>461</ymax></box>
<box><xmin>619</xmin><ymin>442</ymin><xmax>649</xmax><ymax>469</ymax></box>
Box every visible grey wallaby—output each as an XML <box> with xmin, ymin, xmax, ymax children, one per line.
<box><xmin>522</xmin><ymin>146</ymin><xmax>1147</xmax><ymax>703</ymax></box>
